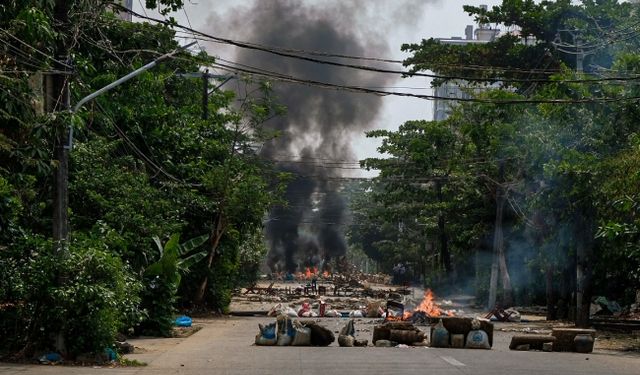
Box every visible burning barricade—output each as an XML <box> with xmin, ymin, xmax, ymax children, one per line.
<box><xmin>256</xmin><ymin>288</ymin><xmax>493</xmax><ymax>349</ymax></box>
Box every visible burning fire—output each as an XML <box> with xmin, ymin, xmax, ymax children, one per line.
<box><xmin>293</xmin><ymin>267</ymin><xmax>330</xmax><ymax>280</ymax></box>
<box><xmin>388</xmin><ymin>289</ymin><xmax>454</xmax><ymax>321</ymax></box>
<box><xmin>414</xmin><ymin>289</ymin><xmax>453</xmax><ymax>317</ymax></box>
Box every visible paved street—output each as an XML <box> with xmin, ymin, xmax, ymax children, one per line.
<box><xmin>1</xmin><ymin>317</ymin><xmax>638</xmax><ymax>375</ymax></box>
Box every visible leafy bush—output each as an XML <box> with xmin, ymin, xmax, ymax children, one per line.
<box><xmin>138</xmin><ymin>233</ymin><xmax>207</xmax><ymax>336</ymax></box>
<box><xmin>0</xmin><ymin>238</ymin><xmax>143</xmax><ymax>357</ymax></box>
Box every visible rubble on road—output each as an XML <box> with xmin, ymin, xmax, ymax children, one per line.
<box><xmin>507</xmin><ymin>327</ymin><xmax>596</xmax><ymax>353</ymax></box>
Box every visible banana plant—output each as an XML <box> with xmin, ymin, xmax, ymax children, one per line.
<box><xmin>144</xmin><ymin>233</ymin><xmax>209</xmax><ymax>290</ymax></box>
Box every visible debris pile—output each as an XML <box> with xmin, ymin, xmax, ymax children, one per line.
<box><xmin>372</xmin><ymin>321</ymin><xmax>428</xmax><ymax>346</ymax></box>
<box><xmin>509</xmin><ymin>328</ymin><xmax>596</xmax><ymax>353</ymax></box>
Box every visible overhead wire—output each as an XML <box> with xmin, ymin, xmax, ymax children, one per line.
<box><xmin>118</xmin><ymin>7</ymin><xmax>640</xmax><ymax>85</ymax></box>
<box><xmin>208</xmin><ymin>60</ymin><xmax>640</xmax><ymax>104</ymax></box>
<box><xmin>0</xmin><ymin>29</ymin><xmax>73</xmax><ymax>69</ymax></box>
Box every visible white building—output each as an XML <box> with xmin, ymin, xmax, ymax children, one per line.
<box><xmin>118</xmin><ymin>0</ymin><xmax>133</xmax><ymax>21</ymax></box>
<box><xmin>432</xmin><ymin>6</ymin><xmax>500</xmax><ymax>121</ymax></box>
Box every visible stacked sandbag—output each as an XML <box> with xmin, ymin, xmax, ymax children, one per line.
<box><xmin>465</xmin><ymin>318</ymin><xmax>490</xmax><ymax>349</ymax></box>
<box><xmin>254</xmin><ymin>316</ymin><xmax>335</xmax><ymax>347</ymax></box>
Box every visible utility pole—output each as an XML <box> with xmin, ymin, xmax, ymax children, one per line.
<box><xmin>179</xmin><ymin>71</ymin><xmax>234</xmax><ymax>119</ymax></box>
<box><xmin>552</xmin><ymin>28</ymin><xmax>597</xmax><ymax>327</ymax></box>
<box><xmin>553</xmin><ymin>29</ymin><xmax>594</xmax><ymax>74</ymax></box>
<box><xmin>202</xmin><ymin>69</ymin><xmax>209</xmax><ymax>120</ymax></box>
<box><xmin>48</xmin><ymin>0</ymin><xmax>72</xmax><ymax>355</ymax></box>
<box><xmin>50</xmin><ymin>1</ymin><xmax>71</xmax><ymax>257</ymax></box>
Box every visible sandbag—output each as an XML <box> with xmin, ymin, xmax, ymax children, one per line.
<box><xmin>298</xmin><ymin>302</ymin><xmax>311</xmax><ymax>317</ymax></box>
<box><xmin>255</xmin><ymin>322</ymin><xmax>277</xmax><ymax>346</ymax></box>
<box><xmin>375</xmin><ymin>339</ymin><xmax>393</xmax><ymax>347</ymax></box>
<box><xmin>339</xmin><ymin>320</ymin><xmax>356</xmax><ymax>337</ymax></box>
<box><xmin>291</xmin><ymin>321</ymin><xmax>312</xmax><ymax>346</ymax></box>
<box><xmin>323</xmin><ymin>309</ymin><xmax>341</xmax><ymax>317</ymax></box>
<box><xmin>430</xmin><ymin>319</ymin><xmax>449</xmax><ymax>348</ymax></box>
<box><xmin>465</xmin><ymin>329</ymin><xmax>491</xmax><ymax>349</ymax></box>
<box><xmin>276</xmin><ymin>316</ymin><xmax>294</xmax><ymax>346</ymax></box>
<box><xmin>303</xmin><ymin>322</ymin><xmax>335</xmax><ymax>346</ymax></box>
<box><xmin>268</xmin><ymin>303</ymin><xmax>284</xmax><ymax>317</ymax></box>
<box><xmin>338</xmin><ymin>335</ymin><xmax>355</xmax><ymax>347</ymax></box>
<box><xmin>285</xmin><ymin>307</ymin><xmax>298</xmax><ymax>318</ymax></box>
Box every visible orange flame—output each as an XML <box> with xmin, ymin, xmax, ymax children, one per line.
<box><xmin>414</xmin><ymin>289</ymin><xmax>445</xmax><ymax>317</ymax></box>
<box><xmin>385</xmin><ymin>289</ymin><xmax>454</xmax><ymax>321</ymax></box>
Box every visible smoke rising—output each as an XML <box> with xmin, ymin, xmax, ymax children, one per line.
<box><xmin>207</xmin><ymin>0</ymin><xmax>433</xmax><ymax>272</ymax></box>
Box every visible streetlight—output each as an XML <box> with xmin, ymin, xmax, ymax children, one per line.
<box><xmin>53</xmin><ymin>42</ymin><xmax>197</xmax><ymax>254</ymax></box>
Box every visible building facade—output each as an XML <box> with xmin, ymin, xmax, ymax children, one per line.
<box><xmin>432</xmin><ymin>6</ymin><xmax>500</xmax><ymax>121</ymax></box>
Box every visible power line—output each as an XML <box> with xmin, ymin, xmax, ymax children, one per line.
<box><xmin>209</xmin><ymin>60</ymin><xmax>640</xmax><ymax>104</ymax></box>
<box><xmin>0</xmin><ymin>29</ymin><xmax>73</xmax><ymax>69</ymax></box>
<box><xmin>120</xmin><ymin>6</ymin><xmax>640</xmax><ymax>85</ymax></box>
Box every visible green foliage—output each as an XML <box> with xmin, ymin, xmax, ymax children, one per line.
<box><xmin>140</xmin><ymin>233</ymin><xmax>207</xmax><ymax>336</ymax></box>
<box><xmin>0</xmin><ymin>237</ymin><xmax>142</xmax><ymax>356</ymax></box>
<box><xmin>2</xmin><ymin>0</ymin><xmax>285</xmax><ymax>356</ymax></box>
<box><xmin>360</xmin><ymin>1</ymin><xmax>640</xmax><ymax>307</ymax></box>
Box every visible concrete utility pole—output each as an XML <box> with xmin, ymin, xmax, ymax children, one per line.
<box><xmin>178</xmin><ymin>71</ymin><xmax>234</xmax><ymax>119</ymax></box>
<box><xmin>202</xmin><ymin>69</ymin><xmax>209</xmax><ymax>120</ymax></box>
<box><xmin>552</xmin><ymin>28</ymin><xmax>597</xmax><ymax>327</ymax></box>
<box><xmin>48</xmin><ymin>0</ymin><xmax>72</xmax><ymax>355</ymax></box>
<box><xmin>51</xmin><ymin>1</ymin><xmax>71</xmax><ymax>257</ymax></box>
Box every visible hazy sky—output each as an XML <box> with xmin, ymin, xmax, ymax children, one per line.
<box><xmin>132</xmin><ymin>0</ymin><xmax>505</xmax><ymax>168</ymax></box>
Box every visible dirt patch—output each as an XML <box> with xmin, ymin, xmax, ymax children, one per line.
<box><xmin>172</xmin><ymin>325</ymin><xmax>202</xmax><ymax>338</ymax></box>
<box><xmin>595</xmin><ymin>331</ymin><xmax>640</xmax><ymax>352</ymax></box>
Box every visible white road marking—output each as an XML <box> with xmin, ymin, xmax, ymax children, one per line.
<box><xmin>440</xmin><ymin>356</ymin><xmax>466</xmax><ymax>367</ymax></box>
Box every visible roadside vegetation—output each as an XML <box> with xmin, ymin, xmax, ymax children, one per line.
<box><xmin>1</xmin><ymin>0</ymin><xmax>639</xmax><ymax>361</ymax></box>
<box><xmin>1</xmin><ymin>0</ymin><xmax>284</xmax><ymax>359</ymax></box>
<box><xmin>349</xmin><ymin>0</ymin><xmax>640</xmax><ymax>326</ymax></box>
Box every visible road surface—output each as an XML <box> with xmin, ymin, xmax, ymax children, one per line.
<box><xmin>1</xmin><ymin>317</ymin><xmax>638</xmax><ymax>375</ymax></box>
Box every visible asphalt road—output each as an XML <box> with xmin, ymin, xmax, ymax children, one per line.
<box><xmin>1</xmin><ymin>317</ymin><xmax>638</xmax><ymax>375</ymax></box>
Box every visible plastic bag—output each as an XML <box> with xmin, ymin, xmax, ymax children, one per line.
<box><xmin>175</xmin><ymin>315</ymin><xmax>192</xmax><ymax>327</ymax></box>
<box><xmin>268</xmin><ymin>303</ymin><xmax>285</xmax><ymax>317</ymax></box>
<box><xmin>298</xmin><ymin>301</ymin><xmax>311</xmax><ymax>317</ymax></box>
<box><xmin>349</xmin><ymin>310</ymin><xmax>364</xmax><ymax>318</ymax></box>
<box><xmin>284</xmin><ymin>307</ymin><xmax>299</xmax><ymax>317</ymax></box>
<box><xmin>430</xmin><ymin>319</ymin><xmax>449</xmax><ymax>348</ymax></box>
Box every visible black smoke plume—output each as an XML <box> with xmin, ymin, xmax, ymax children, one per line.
<box><xmin>209</xmin><ymin>0</ymin><xmax>419</xmax><ymax>272</ymax></box>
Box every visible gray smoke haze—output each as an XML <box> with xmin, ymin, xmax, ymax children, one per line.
<box><xmin>206</xmin><ymin>0</ymin><xmax>438</xmax><ymax>272</ymax></box>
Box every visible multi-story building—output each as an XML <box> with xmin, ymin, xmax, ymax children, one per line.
<box><xmin>432</xmin><ymin>6</ymin><xmax>500</xmax><ymax>121</ymax></box>
<box><xmin>118</xmin><ymin>0</ymin><xmax>133</xmax><ymax>21</ymax></box>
